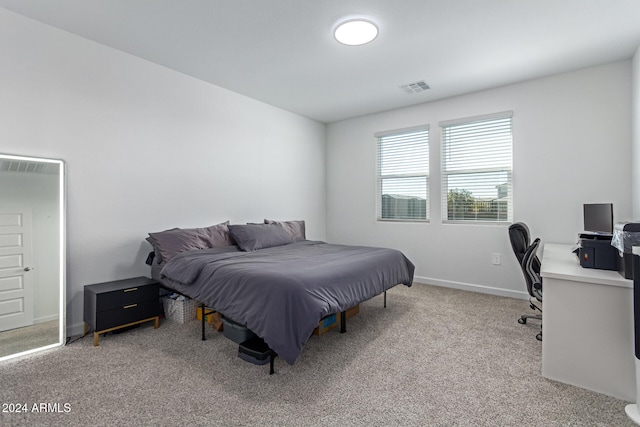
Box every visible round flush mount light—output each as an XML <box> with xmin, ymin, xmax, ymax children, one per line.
<box><xmin>334</xmin><ymin>19</ymin><xmax>378</xmax><ymax>46</ymax></box>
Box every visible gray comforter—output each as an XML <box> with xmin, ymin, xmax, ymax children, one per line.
<box><xmin>160</xmin><ymin>240</ymin><xmax>414</xmax><ymax>364</ymax></box>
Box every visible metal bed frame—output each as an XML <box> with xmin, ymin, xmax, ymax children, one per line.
<box><xmin>159</xmin><ymin>282</ymin><xmax>387</xmax><ymax>375</ymax></box>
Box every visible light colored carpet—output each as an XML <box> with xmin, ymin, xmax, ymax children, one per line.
<box><xmin>0</xmin><ymin>320</ymin><xmax>59</xmax><ymax>359</ymax></box>
<box><xmin>0</xmin><ymin>283</ymin><xmax>634</xmax><ymax>426</ymax></box>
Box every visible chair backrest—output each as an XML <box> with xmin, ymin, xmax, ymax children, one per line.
<box><xmin>508</xmin><ymin>222</ymin><xmax>531</xmax><ymax>265</ymax></box>
<box><xmin>509</xmin><ymin>222</ymin><xmax>542</xmax><ymax>300</ymax></box>
<box><xmin>523</xmin><ymin>238</ymin><xmax>542</xmax><ymax>301</ymax></box>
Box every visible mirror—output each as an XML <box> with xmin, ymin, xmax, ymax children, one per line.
<box><xmin>0</xmin><ymin>153</ymin><xmax>65</xmax><ymax>361</ymax></box>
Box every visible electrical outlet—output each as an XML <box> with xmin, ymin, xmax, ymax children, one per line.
<box><xmin>492</xmin><ymin>253</ymin><xmax>501</xmax><ymax>265</ymax></box>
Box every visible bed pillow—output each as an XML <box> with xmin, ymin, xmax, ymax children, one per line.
<box><xmin>147</xmin><ymin>227</ymin><xmax>210</xmax><ymax>263</ymax></box>
<box><xmin>264</xmin><ymin>219</ymin><xmax>306</xmax><ymax>240</ymax></box>
<box><xmin>203</xmin><ymin>221</ymin><xmax>235</xmax><ymax>247</ymax></box>
<box><xmin>148</xmin><ymin>221</ymin><xmax>232</xmax><ymax>263</ymax></box>
<box><xmin>145</xmin><ymin>228</ymin><xmax>179</xmax><ymax>264</ymax></box>
<box><xmin>228</xmin><ymin>223</ymin><xmax>294</xmax><ymax>252</ymax></box>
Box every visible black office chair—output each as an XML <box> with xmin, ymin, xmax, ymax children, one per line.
<box><xmin>508</xmin><ymin>222</ymin><xmax>542</xmax><ymax>341</ymax></box>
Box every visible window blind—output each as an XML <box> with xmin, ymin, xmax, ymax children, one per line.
<box><xmin>376</xmin><ymin>127</ymin><xmax>429</xmax><ymax>221</ymax></box>
<box><xmin>441</xmin><ymin>113</ymin><xmax>512</xmax><ymax>223</ymax></box>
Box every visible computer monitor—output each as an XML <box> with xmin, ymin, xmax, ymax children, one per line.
<box><xmin>583</xmin><ymin>203</ymin><xmax>613</xmax><ymax>234</ymax></box>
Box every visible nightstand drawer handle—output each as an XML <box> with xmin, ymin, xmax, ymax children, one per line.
<box><xmin>123</xmin><ymin>288</ymin><xmax>138</xmax><ymax>292</ymax></box>
<box><xmin>123</xmin><ymin>304</ymin><xmax>138</xmax><ymax>309</ymax></box>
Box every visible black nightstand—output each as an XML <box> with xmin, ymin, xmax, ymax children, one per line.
<box><xmin>83</xmin><ymin>277</ymin><xmax>160</xmax><ymax>346</ymax></box>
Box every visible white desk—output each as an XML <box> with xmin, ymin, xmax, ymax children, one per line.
<box><xmin>541</xmin><ymin>243</ymin><xmax>634</xmax><ymax>401</ymax></box>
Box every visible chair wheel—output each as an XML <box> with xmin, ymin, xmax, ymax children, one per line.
<box><xmin>536</xmin><ymin>333</ymin><xmax>542</xmax><ymax>341</ymax></box>
<box><xmin>518</xmin><ymin>318</ymin><xmax>526</xmax><ymax>324</ymax></box>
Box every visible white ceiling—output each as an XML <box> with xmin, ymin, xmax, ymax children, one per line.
<box><xmin>1</xmin><ymin>0</ymin><xmax>640</xmax><ymax>123</ymax></box>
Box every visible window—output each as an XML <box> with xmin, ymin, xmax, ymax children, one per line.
<box><xmin>376</xmin><ymin>126</ymin><xmax>429</xmax><ymax>221</ymax></box>
<box><xmin>441</xmin><ymin>112</ymin><xmax>512</xmax><ymax>223</ymax></box>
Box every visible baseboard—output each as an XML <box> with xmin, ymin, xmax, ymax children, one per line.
<box><xmin>413</xmin><ymin>275</ymin><xmax>529</xmax><ymax>300</ymax></box>
<box><xmin>33</xmin><ymin>314</ymin><xmax>59</xmax><ymax>324</ymax></box>
<box><xmin>67</xmin><ymin>322</ymin><xmax>86</xmax><ymax>338</ymax></box>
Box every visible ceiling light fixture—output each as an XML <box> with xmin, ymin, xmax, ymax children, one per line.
<box><xmin>334</xmin><ymin>19</ymin><xmax>378</xmax><ymax>46</ymax></box>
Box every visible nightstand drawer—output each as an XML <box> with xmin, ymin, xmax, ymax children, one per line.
<box><xmin>95</xmin><ymin>300</ymin><xmax>158</xmax><ymax>331</ymax></box>
<box><xmin>95</xmin><ymin>284</ymin><xmax>158</xmax><ymax>312</ymax></box>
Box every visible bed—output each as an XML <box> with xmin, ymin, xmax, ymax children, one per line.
<box><xmin>146</xmin><ymin>220</ymin><xmax>415</xmax><ymax>365</ymax></box>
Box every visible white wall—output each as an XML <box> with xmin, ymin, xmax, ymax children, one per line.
<box><xmin>0</xmin><ymin>9</ymin><xmax>327</xmax><ymax>335</ymax></box>
<box><xmin>327</xmin><ymin>61</ymin><xmax>633</xmax><ymax>298</ymax></box>
<box><xmin>633</xmin><ymin>46</ymin><xmax>640</xmax><ymax>218</ymax></box>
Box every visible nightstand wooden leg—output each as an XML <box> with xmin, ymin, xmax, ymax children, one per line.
<box><xmin>154</xmin><ymin>316</ymin><xmax>159</xmax><ymax>329</ymax></box>
<box><xmin>93</xmin><ymin>332</ymin><xmax>99</xmax><ymax>347</ymax></box>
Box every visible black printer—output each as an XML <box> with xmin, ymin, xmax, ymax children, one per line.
<box><xmin>612</xmin><ymin>222</ymin><xmax>640</xmax><ymax>279</ymax></box>
<box><xmin>575</xmin><ymin>232</ymin><xmax>617</xmax><ymax>271</ymax></box>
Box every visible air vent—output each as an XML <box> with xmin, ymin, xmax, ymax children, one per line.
<box><xmin>0</xmin><ymin>159</ymin><xmax>56</xmax><ymax>174</ymax></box>
<box><xmin>400</xmin><ymin>80</ymin><xmax>430</xmax><ymax>94</ymax></box>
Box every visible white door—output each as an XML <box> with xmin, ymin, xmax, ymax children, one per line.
<box><xmin>0</xmin><ymin>208</ymin><xmax>34</xmax><ymax>331</ymax></box>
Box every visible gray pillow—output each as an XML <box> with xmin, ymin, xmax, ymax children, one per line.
<box><xmin>148</xmin><ymin>221</ymin><xmax>233</xmax><ymax>263</ymax></box>
<box><xmin>228</xmin><ymin>223</ymin><xmax>294</xmax><ymax>252</ymax></box>
<box><xmin>147</xmin><ymin>227</ymin><xmax>210</xmax><ymax>263</ymax></box>
<box><xmin>264</xmin><ymin>219</ymin><xmax>306</xmax><ymax>240</ymax></box>
<box><xmin>204</xmin><ymin>221</ymin><xmax>234</xmax><ymax>247</ymax></box>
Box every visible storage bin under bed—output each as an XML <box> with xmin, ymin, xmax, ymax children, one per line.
<box><xmin>221</xmin><ymin>316</ymin><xmax>257</xmax><ymax>343</ymax></box>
